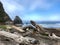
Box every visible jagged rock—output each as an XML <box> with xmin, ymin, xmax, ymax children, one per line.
<box><xmin>13</xmin><ymin>16</ymin><xmax>23</xmax><ymax>26</ymax></box>
<box><xmin>0</xmin><ymin>2</ymin><xmax>12</xmax><ymax>24</ymax></box>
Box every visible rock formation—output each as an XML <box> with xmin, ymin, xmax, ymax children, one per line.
<box><xmin>0</xmin><ymin>2</ymin><xmax>12</xmax><ymax>24</ymax></box>
<box><xmin>13</xmin><ymin>16</ymin><xmax>23</xmax><ymax>24</ymax></box>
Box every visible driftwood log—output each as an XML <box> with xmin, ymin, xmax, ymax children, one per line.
<box><xmin>0</xmin><ymin>31</ymin><xmax>38</xmax><ymax>44</ymax></box>
<box><xmin>11</xmin><ymin>25</ymin><xmax>25</xmax><ymax>32</ymax></box>
<box><xmin>30</xmin><ymin>20</ymin><xmax>60</xmax><ymax>39</ymax></box>
<box><xmin>30</xmin><ymin>20</ymin><xmax>47</xmax><ymax>34</ymax></box>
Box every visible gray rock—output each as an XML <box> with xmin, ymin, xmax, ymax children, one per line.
<box><xmin>13</xmin><ymin>16</ymin><xmax>23</xmax><ymax>25</ymax></box>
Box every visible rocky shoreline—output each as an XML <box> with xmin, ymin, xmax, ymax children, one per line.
<box><xmin>0</xmin><ymin>1</ymin><xmax>60</xmax><ymax>45</ymax></box>
<box><xmin>0</xmin><ymin>21</ymin><xmax>60</xmax><ymax>45</ymax></box>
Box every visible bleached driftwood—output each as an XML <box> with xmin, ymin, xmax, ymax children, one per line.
<box><xmin>30</xmin><ymin>20</ymin><xmax>49</xmax><ymax>34</ymax></box>
<box><xmin>12</xmin><ymin>25</ymin><xmax>25</xmax><ymax>32</ymax></box>
<box><xmin>49</xmin><ymin>33</ymin><xmax>60</xmax><ymax>40</ymax></box>
<box><xmin>0</xmin><ymin>31</ymin><xmax>37</xmax><ymax>44</ymax></box>
<box><xmin>30</xmin><ymin>20</ymin><xmax>60</xmax><ymax>38</ymax></box>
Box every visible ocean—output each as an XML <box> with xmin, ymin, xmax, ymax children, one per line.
<box><xmin>38</xmin><ymin>21</ymin><xmax>60</xmax><ymax>28</ymax></box>
<box><xmin>23</xmin><ymin>21</ymin><xmax>60</xmax><ymax>28</ymax></box>
<box><xmin>39</xmin><ymin>23</ymin><xmax>60</xmax><ymax>28</ymax></box>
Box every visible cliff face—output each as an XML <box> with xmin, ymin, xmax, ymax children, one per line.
<box><xmin>0</xmin><ymin>2</ymin><xmax>12</xmax><ymax>24</ymax></box>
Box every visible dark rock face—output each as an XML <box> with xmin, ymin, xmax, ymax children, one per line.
<box><xmin>0</xmin><ymin>2</ymin><xmax>12</xmax><ymax>24</ymax></box>
<box><xmin>13</xmin><ymin>16</ymin><xmax>23</xmax><ymax>25</ymax></box>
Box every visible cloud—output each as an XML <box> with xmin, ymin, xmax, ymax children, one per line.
<box><xmin>24</xmin><ymin>13</ymin><xmax>60</xmax><ymax>21</ymax></box>
<box><xmin>0</xmin><ymin>0</ymin><xmax>58</xmax><ymax>13</ymax></box>
<box><xmin>0</xmin><ymin>0</ymin><xmax>24</xmax><ymax>13</ymax></box>
<box><xmin>29</xmin><ymin>0</ymin><xmax>54</xmax><ymax>11</ymax></box>
<box><xmin>0</xmin><ymin>0</ymin><xmax>60</xmax><ymax>21</ymax></box>
<box><xmin>48</xmin><ymin>14</ymin><xmax>60</xmax><ymax>21</ymax></box>
<box><xmin>22</xmin><ymin>14</ymin><xmax>60</xmax><ymax>21</ymax></box>
<box><xmin>22</xmin><ymin>14</ymin><xmax>44</xmax><ymax>21</ymax></box>
<box><xmin>0</xmin><ymin>0</ymin><xmax>25</xmax><ymax>20</ymax></box>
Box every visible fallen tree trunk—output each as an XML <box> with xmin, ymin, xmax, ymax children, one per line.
<box><xmin>30</xmin><ymin>20</ymin><xmax>60</xmax><ymax>37</ymax></box>
<box><xmin>30</xmin><ymin>20</ymin><xmax>49</xmax><ymax>34</ymax></box>
<box><xmin>0</xmin><ymin>31</ymin><xmax>38</xmax><ymax>44</ymax></box>
<box><xmin>11</xmin><ymin>25</ymin><xmax>25</xmax><ymax>32</ymax></box>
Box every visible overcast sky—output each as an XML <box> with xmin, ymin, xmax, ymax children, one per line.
<box><xmin>0</xmin><ymin>0</ymin><xmax>60</xmax><ymax>21</ymax></box>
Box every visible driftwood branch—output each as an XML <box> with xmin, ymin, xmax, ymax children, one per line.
<box><xmin>49</xmin><ymin>33</ymin><xmax>60</xmax><ymax>40</ymax></box>
<box><xmin>30</xmin><ymin>20</ymin><xmax>49</xmax><ymax>34</ymax></box>
<box><xmin>0</xmin><ymin>31</ymin><xmax>38</xmax><ymax>44</ymax></box>
<box><xmin>11</xmin><ymin>25</ymin><xmax>25</xmax><ymax>32</ymax></box>
<box><xmin>30</xmin><ymin>20</ymin><xmax>60</xmax><ymax>40</ymax></box>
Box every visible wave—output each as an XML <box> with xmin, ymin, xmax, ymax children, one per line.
<box><xmin>40</xmin><ymin>23</ymin><xmax>60</xmax><ymax>28</ymax></box>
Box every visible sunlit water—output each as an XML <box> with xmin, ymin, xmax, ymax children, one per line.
<box><xmin>40</xmin><ymin>23</ymin><xmax>60</xmax><ymax>28</ymax></box>
<box><xmin>23</xmin><ymin>23</ymin><xmax>60</xmax><ymax>28</ymax></box>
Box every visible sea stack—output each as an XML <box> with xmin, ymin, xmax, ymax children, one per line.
<box><xmin>13</xmin><ymin>16</ymin><xmax>23</xmax><ymax>26</ymax></box>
